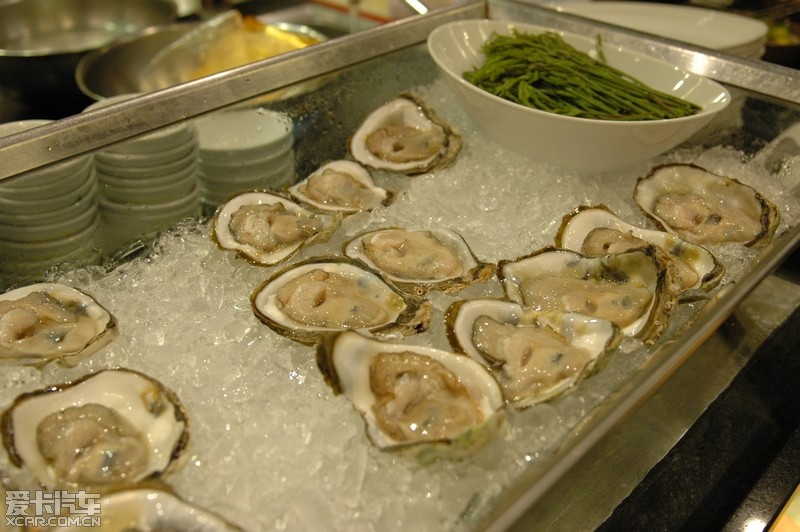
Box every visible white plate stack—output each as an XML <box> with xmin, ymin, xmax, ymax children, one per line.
<box><xmin>85</xmin><ymin>94</ymin><xmax>202</xmax><ymax>253</ymax></box>
<box><xmin>195</xmin><ymin>108</ymin><xmax>296</xmax><ymax>211</ymax></box>
<box><xmin>0</xmin><ymin>120</ymin><xmax>101</xmax><ymax>284</ymax></box>
<box><xmin>547</xmin><ymin>2</ymin><xmax>769</xmax><ymax>58</ymax></box>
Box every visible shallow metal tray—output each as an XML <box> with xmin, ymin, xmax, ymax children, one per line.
<box><xmin>0</xmin><ymin>1</ymin><xmax>799</xmax><ymax>529</ymax></box>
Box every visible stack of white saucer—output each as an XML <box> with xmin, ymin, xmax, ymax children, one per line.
<box><xmin>194</xmin><ymin>108</ymin><xmax>296</xmax><ymax>210</ymax></box>
<box><xmin>0</xmin><ymin>120</ymin><xmax>101</xmax><ymax>283</ymax></box>
<box><xmin>85</xmin><ymin>94</ymin><xmax>202</xmax><ymax>253</ymax></box>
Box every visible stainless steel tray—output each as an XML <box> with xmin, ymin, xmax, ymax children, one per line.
<box><xmin>0</xmin><ymin>2</ymin><xmax>799</xmax><ymax>530</ymax></box>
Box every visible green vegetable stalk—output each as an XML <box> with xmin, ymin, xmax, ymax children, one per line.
<box><xmin>463</xmin><ymin>31</ymin><xmax>702</xmax><ymax>121</ymax></box>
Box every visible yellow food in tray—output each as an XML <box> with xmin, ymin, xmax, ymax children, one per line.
<box><xmin>190</xmin><ymin>14</ymin><xmax>322</xmax><ymax>79</ymax></box>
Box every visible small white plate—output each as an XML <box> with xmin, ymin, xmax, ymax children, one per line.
<box><xmin>195</xmin><ymin>108</ymin><xmax>293</xmax><ymax>163</ymax></box>
<box><xmin>547</xmin><ymin>2</ymin><xmax>767</xmax><ymax>52</ymax></box>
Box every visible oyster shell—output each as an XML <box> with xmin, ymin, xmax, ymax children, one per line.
<box><xmin>287</xmin><ymin>160</ymin><xmax>391</xmax><ymax>214</ymax></box>
<box><xmin>634</xmin><ymin>163</ymin><xmax>780</xmax><ymax>248</ymax></box>
<box><xmin>498</xmin><ymin>247</ymin><xmax>675</xmax><ymax>345</ymax></box>
<box><xmin>445</xmin><ymin>299</ymin><xmax>621</xmax><ymax>408</ymax></box>
<box><xmin>0</xmin><ymin>283</ymin><xmax>117</xmax><ymax>367</ymax></box>
<box><xmin>53</xmin><ymin>485</ymin><xmax>243</xmax><ymax>531</ymax></box>
<box><xmin>211</xmin><ymin>190</ymin><xmax>338</xmax><ymax>266</ymax></box>
<box><xmin>1</xmin><ymin>369</ymin><xmax>188</xmax><ymax>491</ymax></box>
<box><xmin>556</xmin><ymin>205</ymin><xmax>724</xmax><ymax>301</ymax></box>
<box><xmin>349</xmin><ymin>93</ymin><xmax>462</xmax><ymax>175</ymax></box>
<box><xmin>251</xmin><ymin>258</ymin><xmax>430</xmax><ymax>345</ymax></box>
<box><xmin>316</xmin><ymin>330</ymin><xmax>505</xmax><ymax>461</ymax></box>
<box><xmin>344</xmin><ymin>227</ymin><xmax>496</xmax><ymax>295</ymax></box>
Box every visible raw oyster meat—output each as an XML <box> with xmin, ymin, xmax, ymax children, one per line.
<box><xmin>349</xmin><ymin>93</ymin><xmax>462</xmax><ymax>175</ymax></box>
<box><xmin>288</xmin><ymin>159</ymin><xmax>390</xmax><ymax>214</ymax></box>
<box><xmin>211</xmin><ymin>190</ymin><xmax>338</xmax><ymax>266</ymax></box>
<box><xmin>344</xmin><ymin>227</ymin><xmax>495</xmax><ymax>295</ymax></box>
<box><xmin>445</xmin><ymin>298</ymin><xmax>620</xmax><ymax>408</ymax></box>
<box><xmin>0</xmin><ymin>283</ymin><xmax>117</xmax><ymax>367</ymax></box>
<box><xmin>634</xmin><ymin>163</ymin><xmax>780</xmax><ymax>248</ymax></box>
<box><xmin>1</xmin><ymin>369</ymin><xmax>188</xmax><ymax>491</ymax></box>
<box><xmin>54</xmin><ymin>485</ymin><xmax>242</xmax><ymax>531</ymax></box>
<box><xmin>556</xmin><ymin>205</ymin><xmax>724</xmax><ymax>300</ymax></box>
<box><xmin>316</xmin><ymin>330</ymin><xmax>505</xmax><ymax>461</ymax></box>
<box><xmin>499</xmin><ymin>247</ymin><xmax>675</xmax><ymax>345</ymax></box>
<box><xmin>251</xmin><ymin>258</ymin><xmax>430</xmax><ymax>345</ymax></box>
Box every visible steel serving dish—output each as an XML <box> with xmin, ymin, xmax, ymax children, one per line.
<box><xmin>0</xmin><ymin>1</ymin><xmax>799</xmax><ymax>529</ymax></box>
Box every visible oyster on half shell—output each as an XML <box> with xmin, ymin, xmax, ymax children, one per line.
<box><xmin>316</xmin><ymin>330</ymin><xmax>505</xmax><ymax>461</ymax></box>
<box><xmin>211</xmin><ymin>190</ymin><xmax>338</xmax><ymax>266</ymax></box>
<box><xmin>251</xmin><ymin>258</ymin><xmax>430</xmax><ymax>345</ymax></box>
<box><xmin>556</xmin><ymin>205</ymin><xmax>725</xmax><ymax>301</ymax></box>
<box><xmin>446</xmin><ymin>299</ymin><xmax>621</xmax><ymax>408</ymax></box>
<box><xmin>53</xmin><ymin>485</ymin><xmax>243</xmax><ymax>531</ymax></box>
<box><xmin>344</xmin><ymin>227</ymin><xmax>496</xmax><ymax>295</ymax></box>
<box><xmin>288</xmin><ymin>160</ymin><xmax>391</xmax><ymax>214</ymax></box>
<box><xmin>349</xmin><ymin>93</ymin><xmax>462</xmax><ymax>175</ymax></box>
<box><xmin>499</xmin><ymin>247</ymin><xmax>675</xmax><ymax>345</ymax></box>
<box><xmin>1</xmin><ymin>369</ymin><xmax>188</xmax><ymax>491</ymax></box>
<box><xmin>634</xmin><ymin>164</ymin><xmax>780</xmax><ymax>248</ymax></box>
<box><xmin>0</xmin><ymin>283</ymin><xmax>117</xmax><ymax>367</ymax></box>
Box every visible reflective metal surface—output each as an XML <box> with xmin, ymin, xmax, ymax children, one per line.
<box><xmin>0</xmin><ymin>2</ymin><xmax>799</xmax><ymax>528</ymax></box>
<box><xmin>0</xmin><ymin>3</ymin><xmax>485</xmax><ymax>181</ymax></box>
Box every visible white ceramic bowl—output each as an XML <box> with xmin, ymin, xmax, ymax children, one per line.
<box><xmin>99</xmin><ymin>169</ymin><xmax>197</xmax><ymax>204</ymax></box>
<box><xmin>0</xmin><ymin>215</ymin><xmax>100</xmax><ymax>261</ymax></box>
<box><xmin>427</xmin><ymin>19</ymin><xmax>731</xmax><ymax>173</ymax></box>
<box><xmin>84</xmin><ymin>93</ymin><xmax>197</xmax><ymax>155</ymax></box>
<box><xmin>97</xmin><ymin>162</ymin><xmax>197</xmax><ymax>188</ymax></box>
<box><xmin>0</xmin><ymin>158</ymin><xmax>93</xmax><ymax>201</ymax></box>
<box><xmin>195</xmin><ymin>108</ymin><xmax>293</xmax><ymax>164</ymax></box>
<box><xmin>0</xmin><ymin>203</ymin><xmax>98</xmax><ymax>243</ymax></box>
<box><xmin>93</xmin><ymin>146</ymin><xmax>198</xmax><ymax>178</ymax></box>
<box><xmin>0</xmin><ymin>194</ymin><xmax>89</xmax><ymax>226</ymax></box>
<box><xmin>104</xmin><ymin>122</ymin><xmax>197</xmax><ymax>156</ymax></box>
<box><xmin>546</xmin><ymin>2</ymin><xmax>767</xmax><ymax>56</ymax></box>
<box><xmin>198</xmin><ymin>151</ymin><xmax>294</xmax><ymax>181</ymax></box>
<box><xmin>99</xmin><ymin>182</ymin><xmax>200</xmax><ymax>215</ymax></box>
<box><xmin>94</xmin><ymin>137</ymin><xmax>197</xmax><ymax>168</ymax></box>
<box><xmin>0</xmin><ymin>176</ymin><xmax>97</xmax><ymax>214</ymax></box>
<box><xmin>99</xmin><ymin>184</ymin><xmax>201</xmax><ymax>252</ymax></box>
<box><xmin>0</xmin><ymin>241</ymin><xmax>101</xmax><ymax>284</ymax></box>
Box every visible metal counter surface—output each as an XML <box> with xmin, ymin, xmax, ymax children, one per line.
<box><xmin>508</xmin><ymin>254</ymin><xmax>800</xmax><ymax>531</ymax></box>
<box><xmin>1</xmin><ymin>2</ymin><xmax>799</xmax><ymax>529</ymax></box>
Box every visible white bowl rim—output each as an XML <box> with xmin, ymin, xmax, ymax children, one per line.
<box><xmin>195</xmin><ymin>108</ymin><xmax>293</xmax><ymax>156</ymax></box>
<box><xmin>0</xmin><ymin>215</ymin><xmax>100</xmax><ymax>252</ymax></box>
<box><xmin>427</xmin><ymin>19</ymin><xmax>731</xmax><ymax>126</ymax></box>
<box><xmin>544</xmin><ymin>2</ymin><xmax>768</xmax><ymax>52</ymax></box>
<box><xmin>0</xmin><ymin>204</ymin><xmax>98</xmax><ymax>239</ymax></box>
<box><xmin>98</xmin><ymin>183</ymin><xmax>200</xmax><ymax>213</ymax></box>
<box><xmin>0</xmin><ymin>172</ymin><xmax>96</xmax><ymax>208</ymax></box>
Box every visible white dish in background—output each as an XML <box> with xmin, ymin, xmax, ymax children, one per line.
<box><xmin>0</xmin><ymin>157</ymin><xmax>93</xmax><ymax>200</ymax></box>
<box><xmin>84</xmin><ymin>93</ymin><xmax>197</xmax><ymax>155</ymax></box>
<box><xmin>199</xmin><ymin>152</ymin><xmax>294</xmax><ymax>181</ymax></box>
<box><xmin>94</xmin><ymin>146</ymin><xmax>198</xmax><ymax>179</ymax></box>
<box><xmin>195</xmin><ymin>108</ymin><xmax>293</xmax><ymax>164</ymax></box>
<box><xmin>427</xmin><ymin>19</ymin><xmax>731</xmax><ymax>173</ymax></box>
<box><xmin>94</xmin><ymin>137</ymin><xmax>197</xmax><ymax>167</ymax></box>
<box><xmin>0</xmin><ymin>215</ymin><xmax>100</xmax><ymax>261</ymax></box>
<box><xmin>0</xmin><ymin>191</ymin><xmax>95</xmax><ymax>226</ymax></box>
<box><xmin>546</xmin><ymin>2</ymin><xmax>767</xmax><ymax>55</ymax></box>
<box><xmin>100</xmin><ymin>170</ymin><xmax>198</xmax><ymax>204</ymax></box>
<box><xmin>99</xmin><ymin>184</ymin><xmax>201</xmax><ymax>251</ymax></box>
<box><xmin>0</xmin><ymin>175</ymin><xmax>97</xmax><ymax>214</ymax></box>
<box><xmin>0</xmin><ymin>204</ymin><xmax>98</xmax><ymax>243</ymax></box>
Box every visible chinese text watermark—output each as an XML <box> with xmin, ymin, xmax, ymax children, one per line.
<box><xmin>5</xmin><ymin>490</ymin><xmax>101</xmax><ymax>528</ymax></box>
